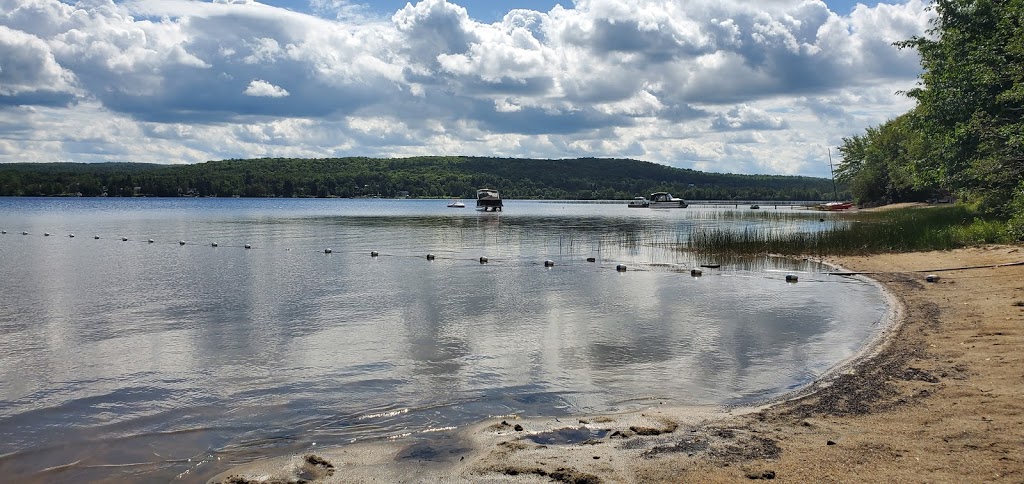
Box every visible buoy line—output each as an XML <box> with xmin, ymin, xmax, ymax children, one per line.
<box><xmin>3</xmin><ymin>229</ymin><xmax>845</xmax><ymax>280</ymax></box>
<box><xmin>3</xmin><ymin>231</ymin><xmax>641</xmax><ymax>273</ymax></box>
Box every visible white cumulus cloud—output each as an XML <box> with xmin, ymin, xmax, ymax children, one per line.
<box><xmin>244</xmin><ymin>79</ymin><xmax>289</xmax><ymax>97</ymax></box>
<box><xmin>0</xmin><ymin>0</ymin><xmax>935</xmax><ymax>177</ymax></box>
<box><xmin>0</xmin><ymin>25</ymin><xmax>77</xmax><ymax>100</ymax></box>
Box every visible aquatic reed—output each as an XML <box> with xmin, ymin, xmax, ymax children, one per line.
<box><xmin>683</xmin><ymin>205</ymin><xmax>1002</xmax><ymax>256</ymax></box>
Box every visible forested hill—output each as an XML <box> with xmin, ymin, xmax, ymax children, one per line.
<box><xmin>0</xmin><ymin>156</ymin><xmax>846</xmax><ymax>201</ymax></box>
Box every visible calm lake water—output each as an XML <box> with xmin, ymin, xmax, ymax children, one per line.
<box><xmin>0</xmin><ymin>198</ymin><xmax>886</xmax><ymax>481</ymax></box>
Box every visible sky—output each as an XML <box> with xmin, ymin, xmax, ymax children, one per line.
<box><xmin>0</xmin><ymin>0</ymin><xmax>933</xmax><ymax>178</ymax></box>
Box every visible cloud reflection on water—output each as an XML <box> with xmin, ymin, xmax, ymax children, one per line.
<box><xmin>0</xmin><ymin>198</ymin><xmax>886</xmax><ymax>481</ymax></box>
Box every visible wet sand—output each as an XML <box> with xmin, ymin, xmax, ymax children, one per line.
<box><xmin>209</xmin><ymin>245</ymin><xmax>1024</xmax><ymax>483</ymax></box>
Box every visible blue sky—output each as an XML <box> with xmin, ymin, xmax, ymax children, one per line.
<box><xmin>264</xmin><ymin>1</ymin><xmax>881</xmax><ymax>20</ymax></box>
<box><xmin>0</xmin><ymin>0</ymin><xmax>930</xmax><ymax>177</ymax></box>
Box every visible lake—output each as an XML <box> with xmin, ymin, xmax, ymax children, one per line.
<box><xmin>0</xmin><ymin>198</ymin><xmax>887</xmax><ymax>481</ymax></box>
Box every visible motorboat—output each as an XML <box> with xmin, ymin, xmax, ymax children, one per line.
<box><xmin>476</xmin><ymin>188</ymin><xmax>503</xmax><ymax>211</ymax></box>
<box><xmin>627</xmin><ymin>196</ymin><xmax>649</xmax><ymax>208</ymax></box>
<box><xmin>647</xmin><ymin>192</ymin><xmax>688</xmax><ymax>208</ymax></box>
<box><xmin>447</xmin><ymin>199</ymin><xmax>465</xmax><ymax>208</ymax></box>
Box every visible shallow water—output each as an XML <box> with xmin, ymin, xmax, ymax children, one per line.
<box><xmin>0</xmin><ymin>198</ymin><xmax>885</xmax><ymax>481</ymax></box>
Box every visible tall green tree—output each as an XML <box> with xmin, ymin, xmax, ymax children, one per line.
<box><xmin>836</xmin><ymin>114</ymin><xmax>934</xmax><ymax>205</ymax></box>
<box><xmin>897</xmin><ymin>0</ymin><xmax>1024</xmax><ymax>231</ymax></box>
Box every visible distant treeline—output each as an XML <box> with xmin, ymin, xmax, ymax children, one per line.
<box><xmin>0</xmin><ymin>157</ymin><xmax>847</xmax><ymax>201</ymax></box>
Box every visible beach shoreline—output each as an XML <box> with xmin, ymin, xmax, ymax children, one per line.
<box><xmin>208</xmin><ymin>244</ymin><xmax>1024</xmax><ymax>483</ymax></box>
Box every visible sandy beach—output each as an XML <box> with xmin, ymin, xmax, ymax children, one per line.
<box><xmin>209</xmin><ymin>244</ymin><xmax>1024</xmax><ymax>483</ymax></box>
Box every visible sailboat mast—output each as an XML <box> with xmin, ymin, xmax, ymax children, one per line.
<box><xmin>827</xmin><ymin>147</ymin><xmax>838</xmax><ymax>201</ymax></box>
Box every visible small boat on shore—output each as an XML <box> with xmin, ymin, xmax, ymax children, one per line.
<box><xmin>627</xmin><ymin>197</ymin><xmax>649</xmax><ymax>208</ymax></box>
<box><xmin>476</xmin><ymin>188</ymin><xmax>503</xmax><ymax>212</ymax></box>
<box><xmin>816</xmin><ymin>201</ymin><xmax>854</xmax><ymax>211</ymax></box>
<box><xmin>447</xmin><ymin>199</ymin><xmax>465</xmax><ymax>208</ymax></box>
<box><xmin>648</xmin><ymin>192</ymin><xmax>688</xmax><ymax>208</ymax></box>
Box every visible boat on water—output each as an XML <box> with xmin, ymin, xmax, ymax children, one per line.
<box><xmin>447</xmin><ymin>199</ymin><xmax>465</xmax><ymax>208</ymax></box>
<box><xmin>476</xmin><ymin>188</ymin><xmax>503</xmax><ymax>211</ymax></box>
<box><xmin>647</xmin><ymin>192</ymin><xmax>688</xmax><ymax>208</ymax></box>
<box><xmin>816</xmin><ymin>201</ymin><xmax>854</xmax><ymax>211</ymax></box>
<box><xmin>627</xmin><ymin>196</ymin><xmax>649</xmax><ymax>208</ymax></box>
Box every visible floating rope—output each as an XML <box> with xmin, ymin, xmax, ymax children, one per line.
<box><xmin>827</xmin><ymin>260</ymin><xmax>1024</xmax><ymax>276</ymax></box>
<box><xmin>2</xmin><ymin>229</ymin><xmax>875</xmax><ymax>279</ymax></box>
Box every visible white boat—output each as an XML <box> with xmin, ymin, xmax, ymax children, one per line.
<box><xmin>627</xmin><ymin>196</ymin><xmax>649</xmax><ymax>208</ymax></box>
<box><xmin>647</xmin><ymin>192</ymin><xmax>688</xmax><ymax>208</ymax></box>
<box><xmin>816</xmin><ymin>201</ymin><xmax>854</xmax><ymax>211</ymax></box>
<box><xmin>447</xmin><ymin>199</ymin><xmax>465</xmax><ymax>208</ymax></box>
<box><xmin>476</xmin><ymin>188</ymin><xmax>503</xmax><ymax>211</ymax></box>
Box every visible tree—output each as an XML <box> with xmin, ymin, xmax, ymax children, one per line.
<box><xmin>836</xmin><ymin>114</ymin><xmax>934</xmax><ymax>205</ymax></box>
<box><xmin>897</xmin><ymin>0</ymin><xmax>1024</xmax><ymax>222</ymax></box>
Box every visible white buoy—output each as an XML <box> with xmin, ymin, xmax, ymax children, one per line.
<box><xmin>544</xmin><ymin>260</ymin><xmax>555</xmax><ymax>267</ymax></box>
<box><xmin>691</xmin><ymin>269</ymin><xmax>702</xmax><ymax>277</ymax></box>
<box><xmin>244</xmin><ymin>244</ymin><xmax>251</xmax><ymax>249</ymax></box>
<box><xmin>616</xmin><ymin>264</ymin><xmax>627</xmax><ymax>272</ymax></box>
<box><xmin>122</xmin><ymin>237</ymin><xmax>128</xmax><ymax>241</ymax></box>
<box><xmin>479</xmin><ymin>256</ymin><xmax>488</xmax><ymax>264</ymax></box>
<box><xmin>211</xmin><ymin>242</ymin><xmax>218</xmax><ymax>247</ymax></box>
<box><xmin>785</xmin><ymin>274</ymin><xmax>799</xmax><ymax>282</ymax></box>
<box><xmin>925</xmin><ymin>274</ymin><xmax>939</xmax><ymax>282</ymax></box>
<box><xmin>325</xmin><ymin>248</ymin><xmax>332</xmax><ymax>254</ymax></box>
<box><xmin>371</xmin><ymin>251</ymin><xmax>379</xmax><ymax>257</ymax></box>
<box><xmin>426</xmin><ymin>254</ymin><xmax>435</xmax><ymax>260</ymax></box>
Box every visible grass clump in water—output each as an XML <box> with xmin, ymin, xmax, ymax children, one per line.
<box><xmin>684</xmin><ymin>205</ymin><xmax>1008</xmax><ymax>257</ymax></box>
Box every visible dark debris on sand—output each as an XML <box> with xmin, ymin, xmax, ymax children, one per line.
<box><xmin>628</xmin><ymin>420</ymin><xmax>679</xmax><ymax>436</ymax></box>
<box><xmin>775</xmin><ymin>298</ymin><xmax>942</xmax><ymax>419</ymax></box>
<box><xmin>500</xmin><ymin>466</ymin><xmax>602</xmax><ymax>484</ymax></box>
<box><xmin>633</xmin><ymin>272</ymin><xmax>945</xmax><ymax>473</ymax></box>
<box><xmin>211</xmin><ymin>454</ymin><xmax>335</xmax><ymax>484</ymax></box>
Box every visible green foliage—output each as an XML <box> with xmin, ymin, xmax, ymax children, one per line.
<box><xmin>841</xmin><ymin>0</ymin><xmax>1023</xmax><ymax>238</ymax></box>
<box><xmin>0</xmin><ymin>157</ymin><xmax>844</xmax><ymax>201</ymax></box>
<box><xmin>1007</xmin><ymin>180</ymin><xmax>1024</xmax><ymax>239</ymax></box>
<box><xmin>901</xmin><ymin>0</ymin><xmax>1024</xmax><ymax>212</ymax></box>
<box><xmin>836</xmin><ymin>114</ymin><xmax>935</xmax><ymax>205</ymax></box>
<box><xmin>949</xmin><ymin>217</ymin><xmax>1009</xmax><ymax>244</ymax></box>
